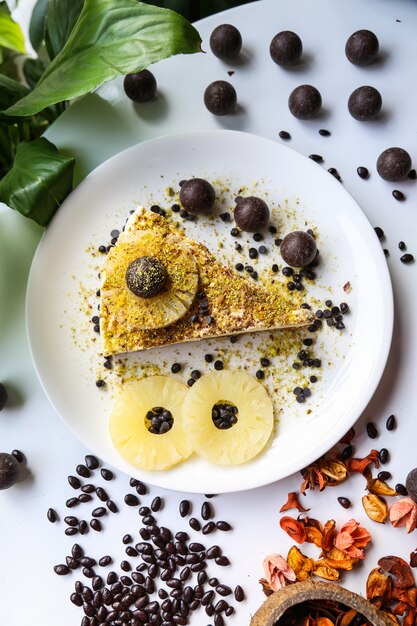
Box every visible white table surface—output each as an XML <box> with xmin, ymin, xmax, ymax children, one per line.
<box><xmin>1</xmin><ymin>0</ymin><xmax>417</xmax><ymax>624</ymax></box>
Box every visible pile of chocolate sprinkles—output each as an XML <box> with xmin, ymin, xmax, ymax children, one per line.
<box><xmin>48</xmin><ymin>455</ymin><xmax>244</xmax><ymax>626</ymax></box>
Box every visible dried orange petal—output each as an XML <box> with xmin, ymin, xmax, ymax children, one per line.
<box><xmin>379</xmin><ymin>609</ymin><xmax>400</xmax><ymax>625</ymax></box>
<box><xmin>321</xmin><ymin>519</ymin><xmax>336</xmax><ymax>553</ymax></box>
<box><xmin>280</xmin><ymin>491</ymin><xmax>310</xmax><ymax>513</ymax></box>
<box><xmin>305</xmin><ymin>525</ymin><xmax>324</xmax><ymax>547</ymax></box>
<box><xmin>366</xmin><ymin>567</ymin><xmax>392</xmax><ymax>607</ymax></box>
<box><xmin>367</xmin><ymin>478</ymin><xmax>398</xmax><ymax>497</ymax></box>
<box><xmin>378</xmin><ymin>556</ymin><xmax>415</xmax><ymax>589</ymax></box>
<box><xmin>316</xmin><ymin>618</ymin><xmax>336</xmax><ymax>626</ymax></box>
<box><xmin>280</xmin><ymin>516</ymin><xmax>307</xmax><ymax>543</ymax></box>
<box><xmin>347</xmin><ymin>450</ymin><xmax>379</xmax><ymax>475</ymax></box>
<box><xmin>258</xmin><ymin>577</ymin><xmax>274</xmax><ymax>597</ymax></box>
<box><xmin>313</xmin><ymin>560</ymin><xmax>340</xmax><ymax>581</ymax></box>
<box><xmin>362</xmin><ymin>494</ymin><xmax>388</xmax><ymax>523</ymax></box>
<box><xmin>324</xmin><ymin>547</ymin><xmax>357</xmax><ymax>571</ymax></box>
<box><xmin>287</xmin><ymin>545</ymin><xmax>314</xmax><ymax>581</ymax></box>
<box><xmin>318</xmin><ymin>460</ymin><xmax>348</xmax><ymax>485</ymax></box>
<box><xmin>339</xmin><ymin>609</ymin><xmax>358</xmax><ymax>626</ymax></box>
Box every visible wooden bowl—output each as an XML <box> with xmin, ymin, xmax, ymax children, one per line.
<box><xmin>250</xmin><ymin>581</ymin><xmax>392</xmax><ymax>626</ymax></box>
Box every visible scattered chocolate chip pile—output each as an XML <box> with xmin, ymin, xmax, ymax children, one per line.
<box><xmin>48</xmin><ymin>455</ymin><xmax>244</xmax><ymax>625</ymax></box>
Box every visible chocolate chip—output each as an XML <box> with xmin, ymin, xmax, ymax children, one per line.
<box><xmin>124</xmin><ymin>494</ymin><xmax>139</xmax><ymax>507</ymax></box>
<box><xmin>85</xmin><ymin>455</ymin><xmax>99</xmax><ymax>470</ymax></box>
<box><xmin>337</xmin><ymin>497</ymin><xmax>351</xmax><ymax>509</ymax></box>
<box><xmin>68</xmin><ymin>475</ymin><xmax>82</xmax><ymax>489</ymax></box>
<box><xmin>100</xmin><ymin>468</ymin><xmax>113</xmax><ymax>481</ymax></box>
<box><xmin>366</xmin><ymin>422</ymin><xmax>378</xmax><ymax>439</ymax></box>
<box><xmin>357</xmin><ymin>166</ymin><xmax>369</xmax><ymax>179</ymax></box>
<box><xmin>392</xmin><ymin>189</ymin><xmax>405</xmax><ymax>201</ymax></box>
<box><xmin>76</xmin><ymin>464</ymin><xmax>90</xmax><ymax>478</ymax></box>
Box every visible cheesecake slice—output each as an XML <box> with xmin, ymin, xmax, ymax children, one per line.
<box><xmin>100</xmin><ymin>207</ymin><xmax>313</xmax><ymax>355</ymax></box>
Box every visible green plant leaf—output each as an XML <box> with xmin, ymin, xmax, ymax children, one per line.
<box><xmin>23</xmin><ymin>57</ymin><xmax>48</xmax><ymax>89</ymax></box>
<box><xmin>0</xmin><ymin>2</ymin><xmax>25</xmax><ymax>53</ymax></box>
<box><xmin>28</xmin><ymin>0</ymin><xmax>49</xmax><ymax>51</ymax></box>
<box><xmin>0</xmin><ymin>73</ymin><xmax>29</xmax><ymax>110</ymax></box>
<box><xmin>5</xmin><ymin>0</ymin><xmax>202</xmax><ymax>117</ymax></box>
<box><xmin>0</xmin><ymin>137</ymin><xmax>75</xmax><ymax>226</ymax></box>
<box><xmin>44</xmin><ymin>0</ymin><xmax>84</xmax><ymax>60</ymax></box>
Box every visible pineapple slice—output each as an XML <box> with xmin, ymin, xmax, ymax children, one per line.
<box><xmin>102</xmin><ymin>230</ymin><xmax>198</xmax><ymax>331</ymax></box>
<box><xmin>183</xmin><ymin>371</ymin><xmax>274</xmax><ymax>465</ymax></box>
<box><xmin>109</xmin><ymin>376</ymin><xmax>192</xmax><ymax>471</ymax></box>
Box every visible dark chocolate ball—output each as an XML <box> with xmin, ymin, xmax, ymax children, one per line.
<box><xmin>179</xmin><ymin>178</ymin><xmax>215</xmax><ymax>214</ymax></box>
<box><xmin>0</xmin><ymin>383</ymin><xmax>7</xmax><ymax>411</ymax></box>
<box><xmin>234</xmin><ymin>197</ymin><xmax>270</xmax><ymax>232</ymax></box>
<box><xmin>288</xmin><ymin>85</ymin><xmax>322</xmax><ymax>120</ymax></box>
<box><xmin>270</xmin><ymin>31</ymin><xmax>302</xmax><ymax>66</ymax></box>
<box><xmin>124</xmin><ymin>69</ymin><xmax>157</xmax><ymax>103</ymax></box>
<box><xmin>280</xmin><ymin>231</ymin><xmax>317</xmax><ymax>268</ymax></box>
<box><xmin>376</xmin><ymin>147</ymin><xmax>411</xmax><ymax>182</ymax></box>
<box><xmin>348</xmin><ymin>86</ymin><xmax>382</xmax><ymax>121</ymax></box>
<box><xmin>345</xmin><ymin>30</ymin><xmax>379</xmax><ymax>66</ymax></box>
<box><xmin>125</xmin><ymin>257</ymin><xmax>167</xmax><ymax>298</ymax></box>
<box><xmin>209</xmin><ymin>24</ymin><xmax>242</xmax><ymax>59</ymax></box>
<box><xmin>406</xmin><ymin>468</ymin><xmax>417</xmax><ymax>503</ymax></box>
<box><xmin>204</xmin><ymin>80</ymin><xmax>237</xmax><ymax>115</ymax></box>
<box><xmin>0</xmin><ymin>453</ymin><xmax>19</xmax><ymax>490</ymax></box>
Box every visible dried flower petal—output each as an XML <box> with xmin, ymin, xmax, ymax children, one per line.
<box><xmin>318</xmin><ymin>460</ymin><xmax>348</xmax><ymax>486</ymax></box>
<box><xmin>262</xmin><ymin>553</ymin><xmax>297</xmax><ymax>591</ymax></box>
<box><xmin>313</xmin><ymin>560</ymin><xmax>340</xmax><ymax>581</ymax></box>
<box><xmin>367</xmin><ymin>478</ymin><xmax>398</xmax><ymax>497</ymax></box>
<box><xmin>339</xmin><ymin>609</ymin><xmax>359</xmax><ymax>626</ymax></box>
<box><xmin>347</xmin><ymin>450</ymin><xmax>380</xmax><ymax>476</ymax></box>
<box><xmin>390</xmin><ymin>498</ymin><xmax>417</xmax><ymax>533</ymax></box>
<box><xmin>280</xmin><ymin>516</ymin><xmax>307</xmax><ymax>543</ymax></box>
<box><xmin>280</xmin><ymin>492</ymin><xmax>310</xmax><ymax>513</ymax></box>
<box><xmin>410</xmin><ymin>550</ymin><xmax>417</xmax><ymax>569</ymax></box>
<box><xmin>301</xmin><ymin>465</ymin><xmax>327</xmax><ymax>495</ymax></box>
<box><xmin>366</xmin><ymin>567</ymin><xmax>392</xmax><ymax>607</ymax></box>
<box><xmin>379</xmin><ymin>609</ymin><xmax>400</xmax><ymax>625</ymax></box>
<box><xmin>258</xmin><ymin>577</ymin><xmax>274</xmax><ymax>597</ymax></box>
<box><xmin>403</xmin><ymin>607</ymin><xmax>416</xmax><ymax>626</ymax></box>
<box><xmin>390</xmin><ymin>586</ymin><xmax>417</xmax><ymax>606</ymax></box>
<box><xmin>378</xmin><ymin>556</ymin><xmax>415</xmax><ymax>589</ymax></box>
<box><xmin>316</xmin><ymin>618</ymin><xmax>335</xmax><ymax>626</ymax></box>
<box><xmin>362</xmin><ymin>494</ymin><xmax>388</xmax><ymax>524</ymax></box>
<box><xmin>323</xmin><ymin>547</ymin><xmax>357</xmax><ymax>571</ymax></box>
<box><xmin>321</xmin><ymin>520</ymin><xmax>337</xmax><ymax>553</ymax></box>
<box><xmin>305</xmin><ymin>524</ymin><xmax>324</xmax><ymax>548</ymax></box>
<box><xmin>287</xmin><ymin>545</ymin><xmax>314</xmax><ymax>581</ymax></box>
<box><xmin>334</xmin><ymin>519</ymin><xmax>371</xmax><ymax>559</ymax></box>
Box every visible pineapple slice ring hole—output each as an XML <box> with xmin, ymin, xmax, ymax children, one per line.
<box><xmin>145</xmin><ymin>406</ymin><xmax>174</xmax><ymax>435</ymax></box>
<box><xmin>211</xmin><ymin>401</ymin><xmax>239</xmax><ymax>430</ymax></box>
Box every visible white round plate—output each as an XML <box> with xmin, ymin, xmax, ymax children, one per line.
<box><xmin>26</xmin><ymin>129</ymin><xmax>393</xmax><ymax>493</ymax></box>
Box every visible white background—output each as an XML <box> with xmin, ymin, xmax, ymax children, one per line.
<box><xmin>1</xmin><ymin>0</ymin><xmax>417</xmax><ymax>624</ymax></box>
